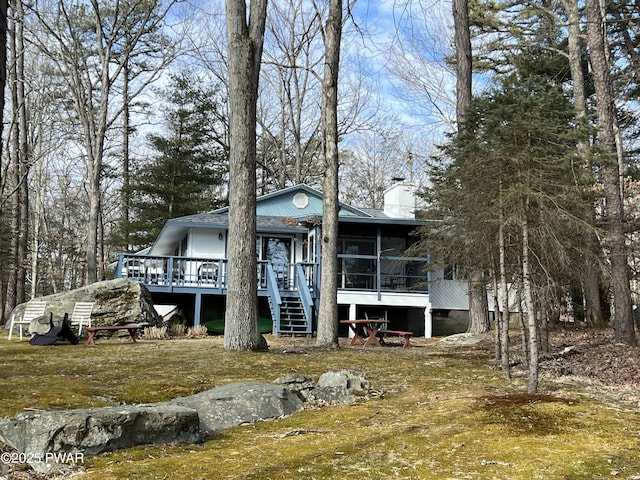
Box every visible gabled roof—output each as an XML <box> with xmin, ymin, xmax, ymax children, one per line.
<box><xmin>149</xmin><ymin>184</ymin><xmax>423</xmax><ymax>255</ymax></box>
<box><xmin>211</xmin><ymin>184</ymin><xmax>371</xmax><ymax>218</ymax></box>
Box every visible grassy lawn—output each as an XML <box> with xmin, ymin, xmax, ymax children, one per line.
<box><xmin>1</xmin><ymin>334</ymin><xmax>639</xmax><ymax>479</ymax></box>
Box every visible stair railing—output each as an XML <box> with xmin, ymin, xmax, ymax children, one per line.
<box><xmin>294</xmin><ymin>263</ymin><xmax>313</xmax><ymax>334</ymax></box>
<box><xmin>266</xmin><ymin>263</ymin><xmax>282</xmax><ymax>334</ymax></box>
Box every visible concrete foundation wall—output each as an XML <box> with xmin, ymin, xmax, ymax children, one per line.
<box><xmin>432</xmin><ymin>310</ymin><xmax>469</xmax><ymax>337</ymax></box>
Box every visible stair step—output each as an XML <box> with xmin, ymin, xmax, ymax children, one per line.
<box><xmin>271</xmin><ymin>290</ymin><xmax>312</xmax><ymax>334</ymax></box>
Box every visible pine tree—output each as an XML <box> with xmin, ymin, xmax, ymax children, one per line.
<box><xmin>120</xmin><ymin>72</ymin><xmax>227</xmax><ymax>249</ymax></box>
<box><xmin>422</xmin><ymin>66</ymin><xmax>595</xmax><ymax>392</ymax></box>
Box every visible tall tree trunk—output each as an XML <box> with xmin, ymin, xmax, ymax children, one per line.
<box><xmin>0</xmin><ymin>0</ymin><xmax>6</xmax><ymax>322</ymax></box>
<box><xmin>0</xmin><ymin>0</ymin><xmax>6</xmax><ymax>176</ymax></box>
<box><xmin>5</xmin><ymin>0</ymin><xmax>31</xmax><ymax>307</ymax></box>
<box><xmin>491</xmin><ymin>267</ymin><xmax>501</xmax><ymax>362</ymax></box>
<box><xmin>585</xmin><ymin>0</ymin><xmax>636</xmax><ymax>345</ymax></box>
<box><xmin>122</xmin><ymin>59</ymin><xmax>131</xmax><ymax>251</ymax></box>
<box><xmin>453</xmin><ymin>0</ymin><xmax>472</xmax><ymax>122</ymax></box>
<box><xmin>454</xmin><ymin>0</ymin><xmax>488</xmax><ymax>334</ymax></box>
<box><xmin>15</xmin><ymin>0</ymin><xmax>27</xmax><ymax>303</ymax></box>
<box><xmin>31</xmin><ymin>145</ymin><xmax>43</xmax><ymax>299</ymax></box>
<box><xmin>539</xmin><ymin>307</ymin><xmax>549</xmax><ymax>353</ymax></box>
<box><xmin>561</xmin><ymin>0</ymin><xmax>605</xmax><ymax>328</ymax></box>
<box><xmin>521</xmin><ymin>214</ymin><xmax>539</xmax><ymax>394</ymax></box>
<box><xmin>468</xmin><ymin>273</ymin><xmax>489</xmax><ymax>334</ymax></box>
<box><xmin>515</xmin><ymin>276</ymin><xmax>529</xmax><ymax>368</ymax></box>
<box><xmin>83</xmin><ymin>50</ymin><xmax>110</xmax><ymax>285</ymax></box>
<box><xmin>224</xmin><ymin>0</ymin><xmax>267</xmax><ymax>351</ymax></box>
<box><xmin>5</xmin><ymin>1</ymin><xmax>15</xmax><ymax>314</ymax></box>
<box><xmin>562</xmin><ymin>0</ymin><xmax>586</xmax><ymax>115</ymax></box>
<box><xmin>316</xmin><ymin>0</ymin><xmax>342</xmax><ymax>347</ymax></box>
<box><xmin>86</xmin><ymin>164</ymin><xmax>101</xmax><ymax>284</ymax></box>
<box><xmin>498</xmin><ymin>206</ymin><xmax>510</xmax><ymax>379</ymax></box>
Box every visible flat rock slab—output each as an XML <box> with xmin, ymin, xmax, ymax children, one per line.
<box><xmin>440</xmin><ymin>333</ymin><xmax>487</xmax><ymax>345</ymax></box>
<box><xmin>0</xmin><ymin>372</ymin><xmax>369</xmax><ymax>473</ymax></box>
<box><xmin>169</xmin><ymin>382</ymin><xmax>304</xmax><ymax>432</ymax></box>
<box><xmin>0</xmin><ymin>404</ymin><xmax>200</xmax><ymax>459</ymax></box>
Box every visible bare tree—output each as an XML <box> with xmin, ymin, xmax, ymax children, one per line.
<box><xmin>0</xmin><ymin>0</ymin><xmax>6</xmax><ymax>175</ymax></box>
<box><xmin>387</xmin><ymin>1</ymin><xmax>456</xmax><ymax>131</ymax></box>
<box><xmin>224</xmin><ymin>0</ymin><xmax>268</xmax><ymax>351</ymax></box>
<box><xmin>0</xmin><ymin>0</ymin><xmax>7</xmax><ymax>321</ymax></box>
<box><xmin>315</xmin><ymin>0</ymin><xmax>342</xmax><ymax>348</ymax></box>
<box><xmin>259</xmin><ymin>0</ymin><xmax>324</xmax><ymax>189</ymax></box>
<box><xmin>339</xmin><ymin>128</ymin><xmax>416</xmax><ymax>208</ymax></box>
<box><xmin>558</xmin><ymin>0</ymin><xmax>605</xmax><ymax>329</ymax></box>
<box><xmin>30</xmin><ymin>0</ymin><xmax>178</xmax><ymax>284</ymax></box>
<box><xmin>5</xmin><ymin>0</ymin><xmax>29</xmax><ymax>317</ymax></box>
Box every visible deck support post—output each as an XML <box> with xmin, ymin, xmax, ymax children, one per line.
<box><xmin>194</xmin><ymin>292</ymin><xmax>202</xmax><ymax>327</ymax></box>
<box><xmin>424</xmin><ymin>306</ymin><xmax>432</xmax><ymax>338</ymax></box>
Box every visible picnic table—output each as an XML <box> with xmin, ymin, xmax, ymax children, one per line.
<box><xmin>340</xmin><ymin>319</ymin><xmax>387</xmax><ymax>347</ymax></box>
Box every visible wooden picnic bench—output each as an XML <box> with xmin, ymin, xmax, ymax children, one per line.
<box><xmin>378</xmin><ymin>329</ymin><xmax>413</xmax><ymax>348</ymax></box>
<box><xmin>86</xmin><ymin>325</ymin><xmax>142</xmax><ymax>346</ymax></box>
<box><xmin>340</xmin><ymin>319</ymin><xmax>387</xmax><ymax>347</ymax></box>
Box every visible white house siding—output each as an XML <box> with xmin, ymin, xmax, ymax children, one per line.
<box><xmin>429</xmin><ymin>269</ymin><xmax>470</xmax><ymax>311</ymax></box>
<box><xmin>178</xmin><ymin>228</ymin><xmax>227</xmax><ymax>283</ymax></box>
<box><xmin>189</xmin><ymin>228</ymin><xmax>226</xmax><ymax>258</ymax></box>
<box><xmin>487</xmin><ymin>283</ymin><xmax>522</xmax><ymax>313</ymax></box>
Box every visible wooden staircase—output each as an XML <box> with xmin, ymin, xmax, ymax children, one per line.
<box><xmin>266</xmin><ymin>262</ymin><xmax>313</xmax><ymax>335</ymax></box>
<box><xmin>278</xmin><ymin>295</ymin><xmax>310</xmax><ymax>334</ymax></box>
<box><xmin>268</xmin><ymin>294</ymin><xmax>312</xmax><ymax>335</ymax></box>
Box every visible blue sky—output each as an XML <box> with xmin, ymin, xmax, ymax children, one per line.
<box><xmin>345</xmin><ymin>0</ymin><xmax>457</xmax><ymax>132</ymax></box>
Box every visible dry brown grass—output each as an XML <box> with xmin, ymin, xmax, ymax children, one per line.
<box><xmin>0</xmin><ymin>333</ymin><xmax>639</xmax><ymax>479</ymax></box>
<box><xmin>141</xmin><ymin>326</ymin><xmax>168</xmax><ymax>340</ymax></box>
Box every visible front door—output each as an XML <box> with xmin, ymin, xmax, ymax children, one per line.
<box><xmin>261</xmin><ymin>237</ymin><xmax>292</xmax><ymax>288</ymax></box>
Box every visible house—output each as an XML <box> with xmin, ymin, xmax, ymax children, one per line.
<box><xmin>114</xmin><ymin>181</ymin><xmax>470</xmax><ymax>337</ymax></box>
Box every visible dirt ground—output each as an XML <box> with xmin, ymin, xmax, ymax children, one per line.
<box><xmin>536</xmin><ymin>327</ymin><xmax>640</xmax><ymax>410</ymax></box>
<box><xmin>262</xmin><ymin>327</ymin><xmax>640</xmax><ymax>410</ymax></box>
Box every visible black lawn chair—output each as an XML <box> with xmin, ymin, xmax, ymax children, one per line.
<box><xmin>29</xmin><ymin>313</ymin><xmax>80</xmax><ymax>346</ymax></box>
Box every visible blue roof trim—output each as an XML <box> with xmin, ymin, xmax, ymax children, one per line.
<box><xmin>209</xmin><ymin>184</ymin><xmax>371</xmax><ymax>218</ymax></box>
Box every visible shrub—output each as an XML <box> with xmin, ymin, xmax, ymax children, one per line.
<box><xmin>186</xmin><ymin>325</ymin><xmax>208</xmax><ymax>338</ymax></box>
<box><xmin>142</xmin><ymin>326</ymin><xmax>168</xmax><ymax>340</ymax></box>
<box><xmin>169</xmin><ymin>323</ymin><xmax>186</xmax><ymax>337</ymax></box>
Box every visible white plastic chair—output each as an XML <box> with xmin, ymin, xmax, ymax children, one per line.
<box><xmin>7</xmin><ymin>301</ymin><xmax>47</xmax><ymax>340</ymax></box>
<box><xmin>70</xmin><ymin>302</ymin><xmax>94</xmax><ymax>336</ymax></box>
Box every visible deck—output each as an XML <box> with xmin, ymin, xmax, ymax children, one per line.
<box><xmin>114</xmin><ymin>254</ymin><xmax>428</xmax><ymax>296</ymax></box>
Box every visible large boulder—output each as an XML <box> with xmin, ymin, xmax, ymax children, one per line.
<box><xmin>169</xmin><ymin>382</ymin><xmax>305</xmax><ymax>432</ymax></box>
<box><xmin>7</xmin><ymin>279</ymin><xmax>162</xmax><ymax>333</ymax></box>
<box><xmin>0</xmin><ymin>404</ymin><xmax>200</xmax><ymax>472</ymax></box>
<box><xmin>0</xmin><ymin>371</ymin><xmax>371</xmax><ymax>473</ymax></box>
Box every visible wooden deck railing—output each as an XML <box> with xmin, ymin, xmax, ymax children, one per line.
<box><xmin>114</xmin><ymin>254</ymin><xmax>427</xmax><ymax>294</ymax></box>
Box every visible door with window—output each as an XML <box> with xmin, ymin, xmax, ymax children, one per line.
<box><xmin>260</xmin><ymin>237</ymin><xmax>292</xmax><ymax>288</ymax></box>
